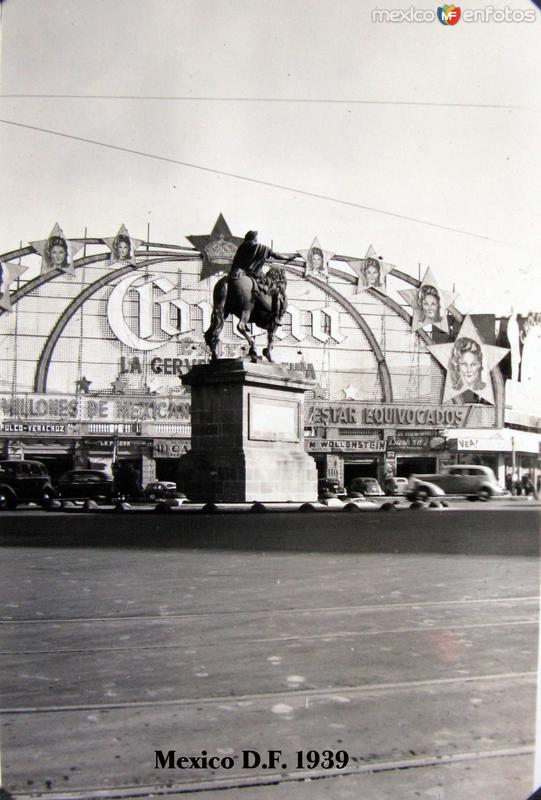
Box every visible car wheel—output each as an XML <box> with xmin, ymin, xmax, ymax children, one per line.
<box><xmin>41</xmin><ymin>484</ymin><xmax>59</xmax><ymax>508</ymax></box>
<box><xmin>477</xmin><ymin>487</ymin><xmax>491</xmax><ymax>502</ymax></box>
<box><xmin>0</xmin><ymin>491</ymin><xmax>17</xmax><ymax>510</ymax></box>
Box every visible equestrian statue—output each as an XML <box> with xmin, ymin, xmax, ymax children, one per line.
<box><xmin>204</xmin><ymin>230</ymin><xmax>298</xmax><ymax>363</ymax></box>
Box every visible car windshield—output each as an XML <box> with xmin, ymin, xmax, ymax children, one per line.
<box><xmin>61</xmin><ymin>471</ymin><xmax>106</xmax><ymax>482</ymax></box>
<box><xmin>28</xmin><ymin>463</ymin><xmax>47</xmax><ymax>476</ymax></box>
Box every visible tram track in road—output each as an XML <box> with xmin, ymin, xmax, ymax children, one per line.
<box><xmin>3</xmin><ymin>666</ymin><xmax>536</xmax><ymax>797</ymax></box>
<box><xmin>1</xmin><ymin>594</ymin><xmax>538</xmax><ymax>625</ymax></box>
<box><xmin>1</xmin><ymin>669</ymin><xmax>536</xmax><ymax>715</ymax></box>
<box><xmin>5</xmin><ymin>746</ymin><xmax>535</xmax><ymax>800</ymax></box>
<box><xmin>2</xmin><ymin>512</ymin><xmax>538</xmax><ymax>798</ymax></box>
<box><xmin>0</xmin><ymin>619</ymin><xmax>537</xmax><ymax>656</ymax></box>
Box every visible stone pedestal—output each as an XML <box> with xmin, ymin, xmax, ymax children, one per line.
<box><xmin>177</xmin><ymin>359</ymin><xmax>318</xmax><ymax>503</ymax></box>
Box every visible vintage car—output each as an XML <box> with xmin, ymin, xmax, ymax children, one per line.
<box><xmin>57</xmin><ymin>469</ymin><xmax>114</xmax><ymax>502</ymax></box>
<box><xmin>144</xmin><ymin>481</ymin><xmax>188</xmax><ymax>503</ymax></box>
<box><xmin>318</xmin><ymin>478</ymin><xmax>347</xmax><ymax>500</ymax></box>
<box><xmin>348</xmin><ymin>477</ymin><xmax>385</xmax><ymax>497</ymax></box>
<box><xmin>408</xmin><ymin>465</ymin><xmax>505</xmax><ymax>501</ymax></box>
<box><xmin>0</xmin><ymin>459</ymin><xmax>58</xmax><ymax>509</ymax></box>
<box><xmin>144</xmin><ymin>480</ymin><xmax>177</xmax><ymax>499</ymax></box>
<box><xmin>383</xmin><ymin>476</ymin><xmax>409</xmax><ymax>496</ymax></box>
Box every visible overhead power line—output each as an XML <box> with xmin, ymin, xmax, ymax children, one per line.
<box><xmin>0</xmin><ymin>117</ymin><xmax>518</xmax><ymax>247</ymax></box>
<box><xmin>0</xmin><ymin>95</ymin><xmax>531</xmax><ymax>110</ymax></box>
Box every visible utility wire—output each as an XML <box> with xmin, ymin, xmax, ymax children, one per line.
<box><xmin>0</xmin><ymin>117</ymin><xmax>519</xmax><ymax>246</ymax></box>
<box><xmin>0</xmin><ymin>95</ymin><xmax>531</xmax><ymax>110</ymax></box>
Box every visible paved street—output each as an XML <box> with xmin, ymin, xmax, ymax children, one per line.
<box><xmin>0</xmin><ymin>503</ymin><xmax>539</xmax><ymax>799</ymax></box>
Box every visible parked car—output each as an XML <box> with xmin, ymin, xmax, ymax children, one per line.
<box><xmin>318</xmin><ymin>478</ymin><xmax>347</xmax><ymax>500</ymax></box>
<box><xmin>0</xmin><ymin>459</ymin><xmax>58</xmax><ymax>509</ymax></box>
<box><xmin>348</xmin><ymin>477</ymin><xmax>385</xmax><ymax>497</ymax></box>
<box><xmin>384</xmin><ymin>476</ymin><xmax>409</xmax><ymax>496</ymax></box>
<box><xmin>144</xmin><ymin>481</ymin><xmax>188</xmax><ymax>503</ymax></box>
<box><xmin>57</xmin><ymin>469</ymin><xmax>114</xmax><ymax>502</ymax></box>
<box><xmin>408</xmin><ymin>465</ymin><xmax>505</xmax><ymax>501</ymax></box>
<box><xmin>343</xmin><ymin>496</ymin><xmax>379</xmax><ymax>510</ymax></box>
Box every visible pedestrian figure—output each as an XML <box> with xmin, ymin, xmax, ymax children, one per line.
<box><xmin>512</xmin><ymin>472</ymin><xmax>520</xmax><ymax>496</ymax></box>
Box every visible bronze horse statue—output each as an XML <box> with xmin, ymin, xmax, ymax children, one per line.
<box><xmin>204</xmin><ymin>267</ymin><xmax>287</xmax><ymax>363</ymax></box>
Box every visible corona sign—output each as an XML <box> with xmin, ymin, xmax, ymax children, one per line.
<box><xmin>107</xmin><ymin>274</ymin><xmax>211</xmax><ymax>351</ymax></box>
<box><xmin>107</xmin><ymin>274</ymin><xmax>346</xmax><ymax>351</ymax></box>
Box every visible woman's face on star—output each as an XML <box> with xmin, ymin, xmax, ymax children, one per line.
<box><xmin>365</xmin><ymin>264</ymin><xmax>380</xmax><ymax>286</ymax></box>
<box><xmin>50</xmin><ymin>244</ymin><xmax>67</xmax><ymax>267</ymax></box>
<box><xmin>117</xmin><ymin>240</ymin><xmax>130</xmax><ymax>259</ymax></box>
<box><xmin>421</xmin><ymin>294</ymin><xmax>439</xmax><ymax>320</ymax></box>
<box><xmin>458</xmin><ymin>352</ymin><xmax>481</xmax><ymax>387</ymax></box>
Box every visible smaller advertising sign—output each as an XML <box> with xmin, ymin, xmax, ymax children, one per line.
<box><xmin>153</xmin><ymin>439</ymin><xmax>191</xmax><ymax>458</ymax></box>
<box><xmin>455</xmin><ymin>437</ymin><xmax>511</xmax><ymax>452</ymax></box>
<box><xmin>306</xmin><ymin>404</ymin><xmax>469</xmax><ymax>428</ymax></box>
<box><xmin>82</xmin><ymin>438</ymin><xmax>152</xmax><ymax>452</ymax></box>
<box><xmin>0</xmin><ymin>394</ymin><xmax>190</xmax><ymax>424</ymax></box>
<box><xmin>386</xmin><ymin>433</ymin><xmax>446</xmax><ymax>451</ymax></box>
<box><xmin>306</xmin><ymin>439</ymin><xmax>385</xmax><ymax>452</ymax></box>
<box><xmin>0</xmin><ymin>421</ymin><xmax>67</xmax><ymax>434</ymax></box>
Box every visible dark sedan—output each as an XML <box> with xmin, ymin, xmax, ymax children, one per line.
<box><xmin>0</xmin><ymin>459</ymin><xmax>58</xmax><ymax>509</ymax></box>
<box><xmin>144</xmin><ymin>481</ymin><xmax>188</xmax><ymax>504</ymax></box>
<box><xmin>318</xmin><ymin>478</ymin><xmax>347</xmax><ymax>499</ymax></box>
<box><xmin>57</xmin><ymin>469</ymin><xmax>114</xmax><ymax>502</ymax></box>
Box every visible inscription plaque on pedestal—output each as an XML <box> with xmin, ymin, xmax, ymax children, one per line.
<box><xmin>249</xmin><ymin>395</ymin><xmax>300</xmax><ymax>442</ymax></box>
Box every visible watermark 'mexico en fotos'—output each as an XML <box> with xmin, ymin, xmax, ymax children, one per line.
<box><xmin>372</xmin><ymin>4</ymin><xmax>537</xmax><ymax>23</ymax></box>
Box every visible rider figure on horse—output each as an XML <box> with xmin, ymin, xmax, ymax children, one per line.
<box><xmin>229</xmin><ymin>230</ymin><xmax>297</xmax><ymax>326</ymax></box>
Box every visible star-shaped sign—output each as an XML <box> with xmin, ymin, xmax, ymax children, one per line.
<box><xmin>398</xmin><ymin>267</ymin><xmax>458</xmax><ymax>334</ymax></box>
<box><xmin>313</xmin><ymin>385</ymin><xmax>327</xmax><ymax>400</ymax></box>
<box><xmin>111</xmin><ymin>376</ymin><xmax>126</xmax><ymax>395</ymax></box>
<box><xmin>348</xmin><ymin>245</ymin><xmax>394</xmax><ymax>293</ymax></box>
<box><xmin>147</xmin><ymin>378</ymin><xmax>162</xmax><ymax>394</ymax></box>
<box><xmin>343</xmin><ymin>383</ymin><xmax>358</xmax><ymax>400</ymax></box>
<box><xmin>187</xmin><ymin>214</ymin><xmax>244</xmax><ymax>281</ymax></box>
<box><xmin>30</xmin><ymin>223</ymin><xmax>84</xmax><ymax>278</ymax></box>
<box><xmin>428</xmin><ymin>315</ymin><xmax>508</xmax><ymax>405</ymax></box>
<box><xmin>75</xmin><ymin>376</ymin><xmax>92</xmax><ymax>394</ymax></box>
<box><xmin>102</xmin><ymin>225</ymin><xmax>144</xmax><ymax>267</ymax></box>
<box><xmin>298</xmin><ymin>237</ymin><xmax>334</xmax><ymax>279</ymax></box>
<box><xmin>0</xmin><ymin>261</ymin><xmax>28</xmax><ymax>312</ymax></box>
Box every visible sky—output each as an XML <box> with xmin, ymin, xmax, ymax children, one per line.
<box><xmin>0</xmin><ymin>0</ymin><xmax>540</xmax><ymax>315</ymax></box>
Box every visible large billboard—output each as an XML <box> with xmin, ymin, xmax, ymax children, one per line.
<box><xmin>0</xmin><ymin>219</ymin><xmax>506</xmax><ymax>430</ymax></box>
